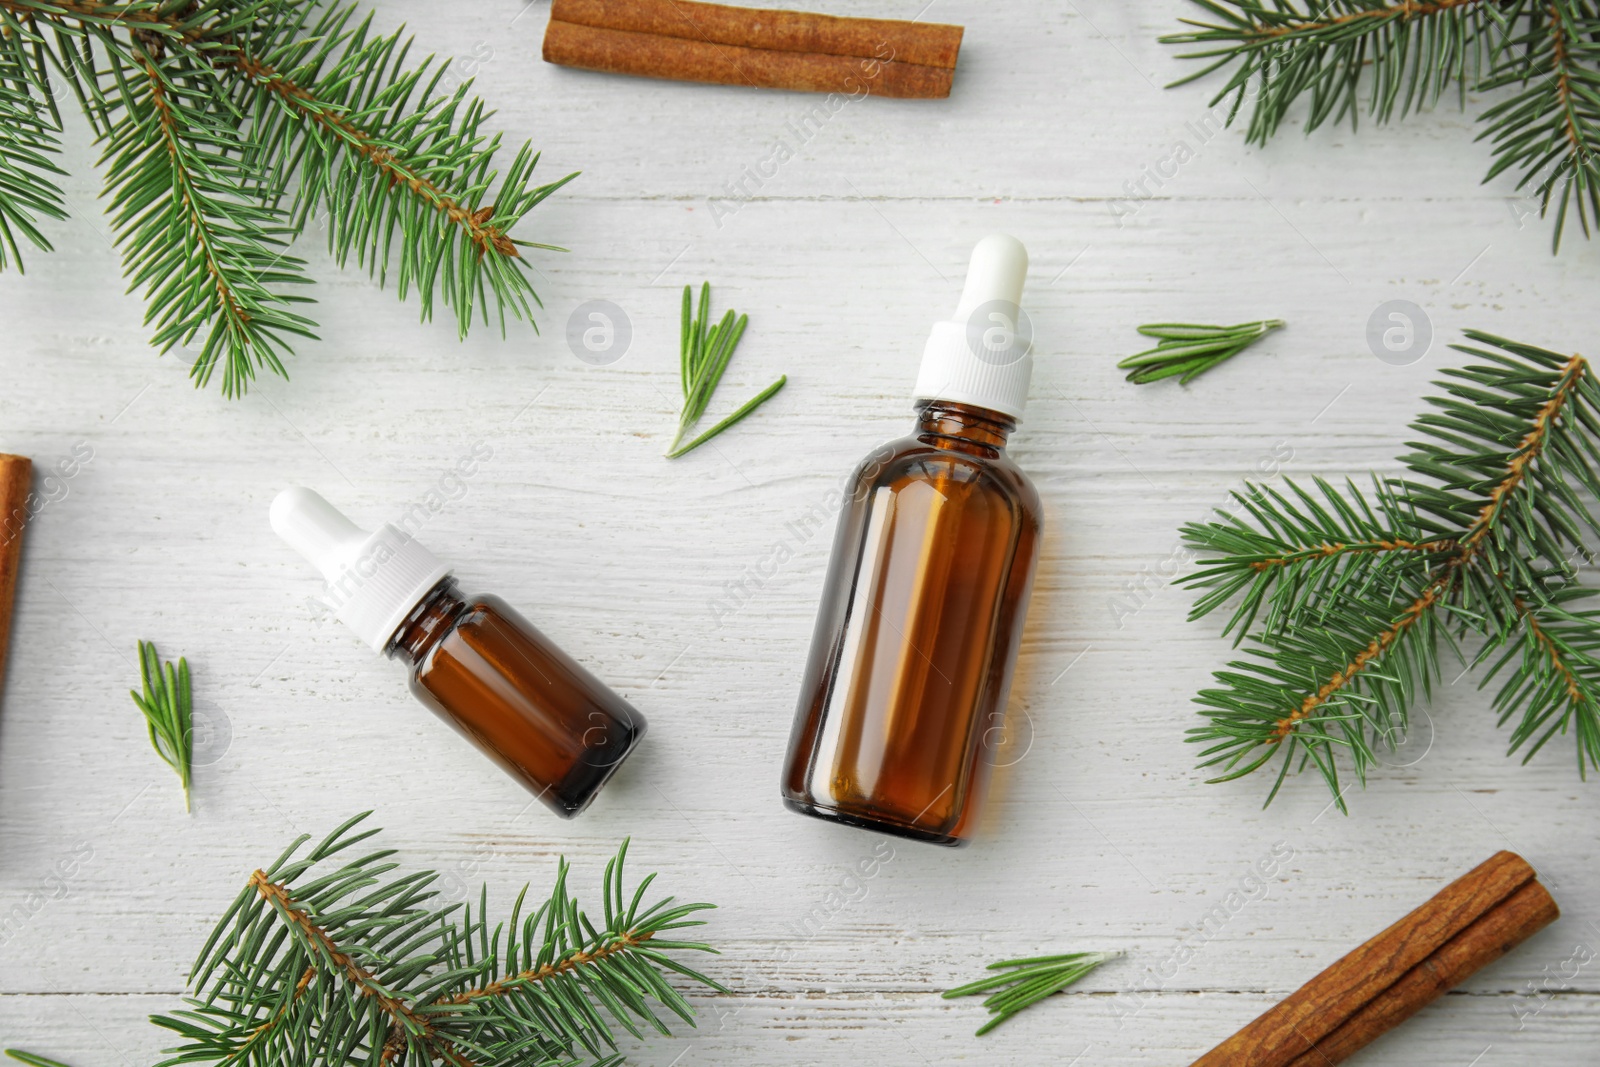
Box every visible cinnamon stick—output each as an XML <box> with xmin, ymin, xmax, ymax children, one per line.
<box><xmin>544</xmin><ymin>0</ymin><xmax>963</xmax><ymax>99</ymax></box>
<box><xmin>552</xmin><ymin>0</ymin><xmax>962</xmax><ymax>67</ymax></box>
<box><xmin>0</xmin><ymin>454</ymin><xmax>32</xmax><ymax>699</ymax></box>
<box><xmin>1190</xmin><ymin>851</ymin><xmax>1557</xmax><ymax>1067</ymax></box>
<box><xmin>1282</xmin><ymin>879</ymin><xmax>1559</xmax><ymax>1067</ymax></box>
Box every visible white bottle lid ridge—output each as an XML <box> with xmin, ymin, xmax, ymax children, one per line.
<box><xmin>270</xmin><ymin>486</ymin><xmax>451</xmax><ymax>651</ymax></box>
<box><xmin>911</xmin><ymin>233</ymin><xmax>1033</xmax><ymax>420</ymax></box>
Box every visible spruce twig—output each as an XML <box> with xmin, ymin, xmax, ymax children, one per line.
<box><xmin>148</xmin><ymin>814</ymin><xmax>724</xmax><ymax>1067</ymax></box>
<box><xmin>1180</xmin><ymin>330</ymin><xmax>1600</xmax><ymax>810</ymax></box>
<box><xmin>1161</xmin><ymin>2</ymin><xmax>1600</xmax><ymax>253</ymax></box>
<box><xmin>0</xmin><ymin>27</ymin><xmax>69</xmax><ymax>273</ymax></box>
<box><xmin>943</xmin><ymin>951</ymin><xmax>1121</xmax><ymax>1035</ymax></box>
<box><xmin>129</xmin><ymin>640</ymin><xmax>193</xmax><ymax>812</ymax></box>
<box><xmin>666</xmin><ymin>282</ymin><xmax>786</xmax><ymax>458</ymax></box>
<box><xmin>0</xmin><ymin>0</ymin><xmax>575</xmax><ymax>395</ymax></box>
<box><xmin>1119</xmin><ymin>319</ymin><xmax>1284</xmax><ymax>384</ymax></box>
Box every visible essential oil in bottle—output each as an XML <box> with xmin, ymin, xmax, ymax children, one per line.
<box><xmin>782</xmin><ymin>234</ymin><xmax>1042</xmax><ymax>847</ymax></box>
<box><xmin>270</xmin><ymin>487</ymin><xmax>645</xmax><ymax>817</ymax></box>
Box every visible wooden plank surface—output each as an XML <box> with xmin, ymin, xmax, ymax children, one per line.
<box><xmin>1</xmin><ymin>1</ymin><xmax>1598</xmax><ymax>1064</ymax></box>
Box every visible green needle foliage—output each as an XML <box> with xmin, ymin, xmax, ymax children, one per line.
<box><xmin>4</xmin><ymin>1052</ymin><xmax>74</xmax><ymax>1067</ymax></box>
<box><xmin>1161</xmin><ymin>1</ymin><xmax>1600</xmax><ymax>252</ymax></box>
<box><xmin>0</xmin><ymin>0</ymin><xmax>575</xmax><ymax>396</ymax></box>
<box><xmin>943</xmin><ymin>951</ymin><xmax>1120</xmax><ymax>1036</ymax></box>
<box><xmin>129</xmin><ymin>640</ymin><xmax>193</xmax><ymax>812</ymax></box>
<box><xmin>667</xmin><ymin>282</ymin><xmax>786</xmax><ymax>459</ymax></box>
<box><xmin>1119</xmin><ymin>319</ymin><xmax>1284</xmax><ymax>384</ymax></box>
<box><xmin>149</xmin><ymin>813</ymin><xmax>723</xmax><ymax>1067</ymax></box>
<box><xmin>1180</xmin><ymin>331</ymin><xmax>1600</xmax><ymax>811</ymax></box>
<box><xmin>0</xmin><ymin>29</ymin><xmax>68</xmax><ymax>273</ymax></box>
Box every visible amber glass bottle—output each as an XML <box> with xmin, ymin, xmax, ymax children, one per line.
<box><xmin>388</xmin><ymin>578</ymin><xmax>644</xmax><ymax>817</ymax></box>
<box><xmin>271</xmin><ymin>487</ymin><xmax>644</xmax><ymax>818</ymax></box>
<box><xmin>782</xmin><ymin>234</ymin><xmax>1041</xmax><ymax>846</ymax></box>
<box><xmin>782</xmin><ymin>401</ymin><xmax>1040</xmax><ymax>844</ymax></box>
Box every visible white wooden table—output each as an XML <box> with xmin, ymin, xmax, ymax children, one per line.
<box><xmin>2</xmin><ymin>2</ymin><xmax>1597</xmax><ymax>1064</ymax></box>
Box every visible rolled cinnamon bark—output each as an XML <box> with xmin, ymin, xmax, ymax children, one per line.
<box><xmin>543</xmin><ymin>0</ymin><xmax>963</xmax><ymax>98</ymax></box>
<box><xmin>1190</xmin><ymin>851</ymin><xmax>1555</xmax><ymax>1067</ymax></box>
<box><xmin>545</xmin><ymin>20</ymin><xmax>952</xmax><ymax>98</ymax></box>
<box><xmin>1282</xmin><ymin>879</ymin><xmax>1559</xmax><ymax>1067</ymax></box>
<box><xmin>0</xmin><ymin>454</ymin><xmax>32</xmax><ymax>700</ymax></box>
<box><xmin>551</xmin><ymin>0</ymin><xmax>963</xmax><ymax>67</ymax></box>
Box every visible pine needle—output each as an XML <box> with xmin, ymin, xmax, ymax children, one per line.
<box><xmin>128</xmin><ymin>640</ymin><xmax>192</xmax><ymax>812</ymax></box>
<box><xmin>666</xmin><ymin>282</ymin><xmax>787</xmax><ymax>458</ymax></box>
<box><xmin>943</xmin><ymin>950</ymin><xmax>1121</xmax><ymax>1035</ymax></box>
<box><xmin>0</xmin><ymin>1</ymin><xmax>575</xmax><ymax>395</ymax></box>
<box><xmin>1160</xmin><ymin>3</ymin><xmax>1600</xmax><ymax>255</ymax></box>
<box><xmin>1119</xmin><ymin>320</ymin><xmax>1285</xmax><ymax>384</ymax></box>
<box><xmin>146</xmin><ymin>815</ymin><xmax>723</xmax><ymax>1066</ymax></box>
<box><xmin>1178</xmin><ymin>330</ymin><xmax>1600</xmax><ymax>809</ymax></box>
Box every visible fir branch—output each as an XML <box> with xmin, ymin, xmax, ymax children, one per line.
<box><xmin>1180</xmin><ymin>330</ymin><xmax>1600</xmax><ymax>808</ymax></box>
<box><xmin>943</xmin><ymin>951</ymin><xmax>1120</xmax><ymax>1036</ymax></box>
<box><xmin>0</xmin><ymin>12</ymin><xmax>69</xmax><ymax>272</ymax></box>
<box><xmin>1161</xmin><ymin>1</ymin><xmax>1600</xmax><ymax>253</ymax></box>
<box><xmin>128</xmin><ymin>640</ymin><xmax>193</xmax><ymax>811</ymax></box>
<box><xmin>1118</xmin><ymin>319</ymin><xmax>1283</xmax><ymax>384</ymax></box>
<box><xmin>1162</xmin><ymin>0</ymin><xmax>1503</xmax><ymax>141</ymax></box>
<box><xmin>666</xmin><ymin>282</ymin><xmax>787</xmax><ymax>458</ymax></box>
<box><xmin>102</xmin><ymin>46</ymin><xmax>316</xmax><ymax>396</ymax></box>
<box><xmin>0</xmin><ymin>0</ymin><xmax>574</xmax><ymax>394</ymax></box>
<box><xmin>1181</xmin><ymin>475</ymin><xmax>1448</xmax><ymax>641</ymax></box>
<box><xmin>150</xmin><ymin>814</ymin><xmax>723</xmax><ymax>1067</ymax></box>
<box><xmin>226</xmin><ymin>5</ymin><xmax>577</xmax><ymax>336</ymax></box>
<box><xmin>1481</xmin><ymin>591</ymin><xmax>1600</xmax><ymax>763</ymax></box>
<box><xmin>1477</xmin><ymin>5</ymin><xmax>1600</xmax><ymax>250</ymax></box>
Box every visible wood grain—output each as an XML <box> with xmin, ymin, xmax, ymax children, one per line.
<box><xmin>1</xmin><ymin>2</ymin><xmax>1598</xmax><ymax>1064</ymax></box>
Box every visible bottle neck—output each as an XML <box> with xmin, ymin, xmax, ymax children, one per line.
<box><xmin>914</xmin><ymin>400</ymin><xmax>1015</xmax><ymax>456</ymax></box>
<box><xmin>386</xmin><ymin>577</ymin><xmax>465</xmax><ymax>664</ymax></box>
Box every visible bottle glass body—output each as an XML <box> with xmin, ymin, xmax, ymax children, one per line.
<box><xmin>387</xmin><ymin>578</ymin><xmax>645</xmax><ymax>817</ymax></box>
<box><xmin>782</xmin><ymin>401</ymin><xmax>1041</xmax><ymax>846</ymax></box>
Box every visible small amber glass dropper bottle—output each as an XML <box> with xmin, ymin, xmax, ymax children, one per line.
<box><xmin>271</xmin><ymin>487</ymin><xmax>644</xmax><ymax>817</ymax></box>
<box><xmin>782</xmin><ymin>234</ymin><xmax>1042</xmax><ymax>847</ymax></box>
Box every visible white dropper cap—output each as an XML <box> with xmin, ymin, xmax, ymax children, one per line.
<box><xmin>270</xmin><ymin>487</ymin><xmax>451</xmax><ymax>651</ymax></box>
<box><xmin>912</xmin><ymin>233</ymin><xmax>1033</xmax><ymax>420</ymax></box>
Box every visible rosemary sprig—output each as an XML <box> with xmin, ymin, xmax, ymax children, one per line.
<box><xmin>129</xmin><ymin>640</ymin><xmax>193</xmax><ymax>812</ymax></box>
<box><xmin>943</xmin><ymin>950</ymin><xmax>1122</xmax><ymax>1035</ymax></box>
<box><xmin>1119</xmin><ymin>319</ymin><xmax>1285</xmax><ymax>384</ymax></box>
<box><xmin>667</xmin><ymin>282</ymin><xmax>787</xmax><ymax>458</ymax></box>
<box><xmin>5</xmin><ymin>1051</ymin><xmax>74</xmax><ymax>1067</ymax></box>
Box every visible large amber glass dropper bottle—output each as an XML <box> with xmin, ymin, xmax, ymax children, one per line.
<box><xmin>782</xmin><ymin>234</ymin><xmax>1042</xmax><ymax>847</ymax></box>
<box><xmin>271</xmin><ymin>487</ymin><xmax>644</xmax><ymax>817</ymax></box>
